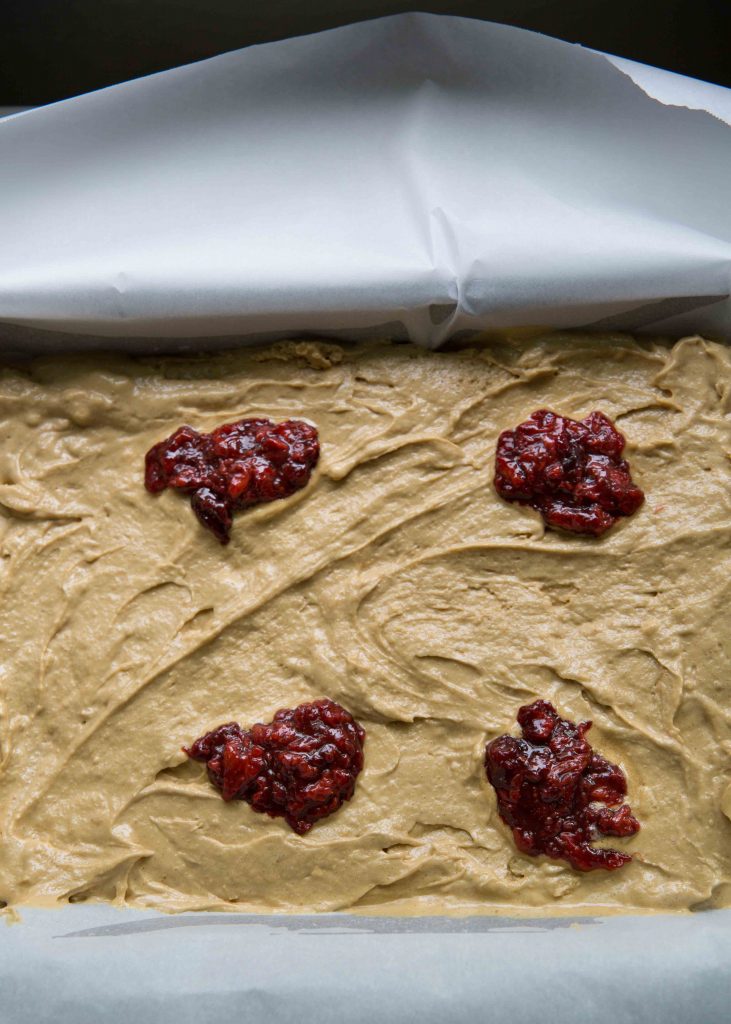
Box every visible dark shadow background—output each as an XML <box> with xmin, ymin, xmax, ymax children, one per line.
<box><xmin>1</xmin><ymin>0</ymin><xmax>730</xmax><ymax>106</ymax></box>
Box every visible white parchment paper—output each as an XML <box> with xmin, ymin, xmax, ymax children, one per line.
<box><xmin>1</xmin><ymin>12</ymin><xmax>730</xmax><ymax>353</ymax></box>
<box><xmin>1</xmin><ymin>15</ymin><xmax>730</xmax><ymax>1022</ymax></box>
<box><xmin>1</xmin><ymin>906</ymin><xmax>730</xmax><ymax>1023</ymax></box>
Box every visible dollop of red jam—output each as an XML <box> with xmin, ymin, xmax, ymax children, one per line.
<box><xmin>485</xmin><ymin>700</ymin><xmax>640</xmax><ymax>871</ymax></box>
<box><xmin>494</xmin><ymin>409</ymin><xmax>644</xmax><ymax>536</ymax></box>
<box><xmin>145</xmin><ymin>417</ymin><xmax>320</xmax><ymax>543</ymax></box>
<box><xmin>185</xmin><ymin>699</ymin><xmax>365</xmax><ymax>835</ymax></box>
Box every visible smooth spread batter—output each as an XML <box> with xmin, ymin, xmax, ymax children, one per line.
<box><xmin>1</xmin><ymin>334</ymin><xmax>730</xmax><ymax>915</ymax></box>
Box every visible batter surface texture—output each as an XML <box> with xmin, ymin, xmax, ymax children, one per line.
<box><xmin>1</xmin><ymin>334</ymin><xmax>730</xmax><ymax>914</ymax></box>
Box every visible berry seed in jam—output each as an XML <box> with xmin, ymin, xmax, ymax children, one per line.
<box><xmin>145</xmin><ymin>417</ymin><xmax>320</xmax><ymax>543</ymax></box>
<box><xmin>485</xmin><ymin>700</ymin><xmax>640</xmax><ymax>871</ymax></box>
<box><xmin>185</xmin><ymin>699</ymin><xmax>365</xmax><ymax>835</ymax></box>
<box><xmin>494</xmin><ymin>409</ymin><xmax>644</xmax><ymax>536</ymax></box>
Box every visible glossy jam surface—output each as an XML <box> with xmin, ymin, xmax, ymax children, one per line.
<box><xmin>494</xmin><ymin>409</ymin><xmax>644</xmax><ymax>535</ymax></box>
<box><xmin>185</xmin><ymin>699</ymin><xmax>365</xmax><ymax>834</ymax></box>
<box><xmin>485</xmin><ymin>700</ymin><xmax>640</xmax><ymax>871</ymax></box>
<box><xmin>145</xmin><ymin>417</ymin><xmax>319</xmax><ymax>543</ymax></box>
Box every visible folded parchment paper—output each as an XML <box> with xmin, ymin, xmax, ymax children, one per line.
<box><xmin>0</xmin><ymin>13</ymin><xmax>730</xmax><ymax>353</ymax></box>
<box><xmin>1</xmin><ymin>905</ymin><xmax>730</xmax><ymax>1023</ymax></box>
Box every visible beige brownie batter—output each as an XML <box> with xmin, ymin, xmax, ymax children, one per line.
<box><xmin>0</xmin><ymin>334</ymin><xmax>730</xmax><ymax>915</ymax></box>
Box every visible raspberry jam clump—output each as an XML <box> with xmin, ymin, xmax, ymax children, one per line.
<box><xmin>185</xmin><ymin>699</ymin><xmax>365</xmax><ymax>834</ymax></box>
<box><xmin>485</xmin><ymin>700</ymin><xmax>639</xmax><ymax>871</ymax></box>
<box><xmin>145</xmin><ymin>417</ymin><xmax>319</xmax><ymax>543</ymax></box>
<box><xmin>494</xmin><ymin>409</ymin><xmax>643</xmax><ymax>536</ymax></box>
